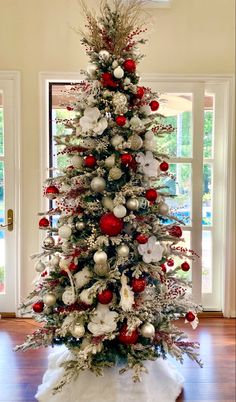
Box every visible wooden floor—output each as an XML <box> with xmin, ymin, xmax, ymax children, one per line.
<box><xmin>0</xmin><ymin>318</ymin><xmax>235</xmax><ymax>402</ymax></box>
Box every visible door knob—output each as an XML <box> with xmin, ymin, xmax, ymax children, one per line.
<box><xmin>0</xmin><ymin>209</ymin><xmax>14</xmax><ymax>231</ymax></box>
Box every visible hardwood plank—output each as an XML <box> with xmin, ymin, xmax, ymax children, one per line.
<box><xmin>0</xmin><ymin>318</ymin><xmax>235</xmax><ymax>401</ymax></box>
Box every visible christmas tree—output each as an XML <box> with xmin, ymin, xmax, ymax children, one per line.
<box><xmin>16</xmin><ymin>0</ymin><xmax>202</xmax><ymax>392</ymax></box>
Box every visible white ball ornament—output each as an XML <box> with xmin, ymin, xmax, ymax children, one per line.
<box><xmin>93</xmin><ymin>250</ymin><xmax>108</xmax><ymax>264</ymax></box>
<box><xmin>104</xmin><ymin>154</ymin><xmax>116</xmax><ymax>168</ymax></box>
<box><xmin>113</xmin><ymin>205</ymin><xmax>127</xmax><ymax>218</ymax></box>
<box><xmin>74</xmin><ymin>267</ymin><xmax>92</xmax><ymax>289</ymax></box>
<box><xmin>35</xmin><ymin>261</ymin><xmax>46</xmax><ymax>273</ymax></box>
<box><xmin>43</xmin><ymin>293</ymin><xmax>57</xmax><ymax>307</ymax></box>
<box><xmin>102</xmin><ymin>196</ymin><xmax>114</xmax><ymax>211</ymax></box>
<box><xmin>71</xmin><ymin>155</ymin><xmax>83</xmax><ymax>168</ymax></box>
<box><xmin>140</xmin><ymin>323</ymin><xmax>155</xmax><ymax>338</ymax></box>
<box><xmin>71</xmin><ymin>323</ymin><xmax>85</xmax><ymax>338</ymax></box>
<box><xmin>99</xmin><ymin>49</ymin><xmax>110</xmax><ymax>61</ymax></box>
<box><xmin>62</xmin><ymin>287</ymin><xmax>77</xmax><ymax>306</ymax></box>
<box><xmin>117</xmin><ymin>244</ymin><xmax>129</xmax><ymax>257</ymax></box>
<box><xmin>109</xmin><ymin>167</ymin><xmax>122</xmax><ymax>180</ymax></box>
<box><xmin>111</xmin><ymin>135</ymin><xmax>123</xmax><ymax>147</ymax></box>
<box><xmin>58</xmin><ymin>224</ymin><xmax>72</xmax><ymax>239</ymax></box>
<box><xmin>87</xmin><ymin>63</ymin><xmax>98</xmax><ymax>77</ymax></box>
<box><xmin>126</xmin><ymin>198</ymin><xmax>139</xmax><ymax>211</ymax></box>
<box><xmin>91</xmin><ymin>177</ymin><xmax>106</xmax><ymax>193</ymax></box>
<box><xmin>113</xmin><ymin>66</ymin><xmax>124</xmax><ymax>79</ymax></box>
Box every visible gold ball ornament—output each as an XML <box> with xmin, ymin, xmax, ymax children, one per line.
<box><xmin>91</xmin><ymin>177</ymin><xmax>106</xmax><ymax>193</ymax></box>
<box><xmin>71</xmin><ymin>323</ymin><xmax>85</xmax><ymax>338</ymax></box>
<box><xmin>99</xmin><ymin>49</ymin><xmax>110</xmax><ymax>61</ymax></box>
<box><xmin>104</xmin><ymin>154</ymin><xmax>116</xmax><ymax>168</ymax></box>
<box><xmin>43</xmin><ymin>293</ymin><xmax>57</xmax><ymax>307</ymax></box>
<box><xmin>102</xmin><ymin>196</ymin><xmax>114</xmax><ymax>211</ymax></box>
<box><xmin>140</xmin><ymin>323</ymin><xmax>155</xmax><ymax>338</ymax></box>
<box><xmin>76</xmin><ymin>221</ymin><xmax>85</xmax><ymax>230</ymax></box>
<box><xmin>117</xmin><ymin>244</ymin><xmax>130</xmax><ymax>257</ymax></box>
<box><xmin>112</xmin><ymin>92</ymin><xmax>127</xmax><ymax>115</ymax></box>
<box><xmin>43</xmin><ymin>236</ymin><xmax>55</xmax><ymax>248</ymax></box>
<box><xmin>93</xmin><ymin>250</ymin><xmax>108</xmax><ymax>264</ymax></box>
<box><xmin>71</xmin><ymin>155</ymin><xmax>83</xmax><ymax>168</ymax></box>
<box><xmin>109</xmin><ymin>167</ymin><xmax>123</xmax><ymax>180</ymax></box>
<box><xmin>126</xmin><ymin>198</ymin><xmax>139</xmax><ymax>211</ymax></box>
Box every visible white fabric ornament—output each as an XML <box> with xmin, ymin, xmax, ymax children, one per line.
<box><xmin>112</xmin><ymin>60</ymin><xmax>118</xmax><ymax>68</ymax></box>
<box><xmin>129</xmin><ymin>116</ymin><xmax>144</xmax><ymax>131</ymax></box>
<box><xmin>87</xmin><ymin>304</ymin><xmax>118</xmax><ymax>336</ymax></box>
<box><xmin>79</xmin><ymin>288</ymin><xmax>94</xmax><ymax>305</ymax></box>
<box><xmin>119</xmin><ymin>273</ymin><xmax>134</xmax><ymax>311</ymax></box>
<box><xmin>136</xmin><ymin>151</ymin><xmax>159</xmax><ymax>178</ymax></box>
<box><xmin>138</xmin><ymin>236</ymin><xmax>164</xmax><ymax>263</ymax></box>
<box><xmin>62</xmin><ymin>287</ymin><xmax>77</xmax><ymax>306</ymax></box>
<box><xmin>74</xmin><ymin>267</ymin><xmax>92</xmax><ymax>289</ymax></box>
<box><xmin>58</xmin><ymin>225</ymin><xmax>72</xmax><ymax>239</ymax></box>
<box><xmin>80</xmin><ymin>107</ymin><xmax>108</xmax><ymax>135</ymax></box>
<box><xmin>113</xmin><ymin>205</ymin><xmax>127</xmax><ymax>218</ymax></box>
<box><xmin>140</xmin><ymin>105</ymin><xmax>152</xmax><ymax>116</ymax></box>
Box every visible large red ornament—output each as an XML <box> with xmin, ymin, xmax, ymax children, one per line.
<box><xmin>123</xmin><ymin>59</ymin><xmax>136</xmax><ymax>73</ymax></box>
<box><xmin>185</xmin><ymin>311</ymin><xmax>196</xmax><ymax>322</ymax></box>
<box><xmin>181</xmin><ymin>261</ymin><xmax>190</xmax><ymax>272</ymax></box>
<box><xmin>136</xmin><ymin>86</ymin><xmax>145</xmax><ymax>99</ymax></box>
<box><xmin>150</xmin><ymin>100</ymin><xmax>160</xmax><ymax>111</ymax></box>
<box><xmin>45</xmin><ymin>185</ymin><xmax>59</xmax><ymax>199</ymax></box>
<box><xmin>97</xmin><ymin>289</ymin><xmax>113</xmax><ymax>304</ymax></box>
<box><xmin>169</xmin><ymin>225</ymin><xmax>183</xmax><ymax>238</ymax></box>
<box><xmin>116</xmin><ymin>115</ymin><xmax>127</xmax><ymax>127</ymax></box>
<box><xmin>99</xmin><ymin>213</ymin><xmax>124</xmax><ymax>236</ymax></box>
<box><xmin>145</xmin><ymin>189</ymin><xmax>158</xmax><ymax>202</ymax></box>
<box><xmin>120</xmin><ymin>153</ymin><xmax>134</xmax><ymax>166</ymax></box>
<box><xmin>84</xmin><ymin>155</ymin><xmax>97</xmax><ymax>168</ymax></box>
<box><xmin>39</xmin><ymin>217</ymin><xmax>50</xmax><ymax>228</ymax></box>
<box><xmin>101</xmin><ymin>72</ymin><xmax>117</xmax><ymax>88</ymax></box>
<box><xmin>131</xmin><ymin>278</ymin><xmax>146</xmax><ymax>293</ymax></box>
<box><xmin>160</xmin><ymin>161</ymin><xmax>169</xmax><ymax>172</ymax></box>
<box><xmin>136</xmin><ymin>234</ymin><xmax>148</xmax><ymax>244</ymax></box>
<box><xmin>118</xmin><ymin>325</ymin><xmax>139</xmax><ymax>345</ymax></box>
<box><xmin>33</xmin><ymin>301</ymin><xmax>44</xmax><ymax>313</ymax></box>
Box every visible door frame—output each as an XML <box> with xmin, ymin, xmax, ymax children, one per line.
<box><xmin>0</xmin><ymin>71</ymin><xmax>21</xmax><ymax>316</ymax></box>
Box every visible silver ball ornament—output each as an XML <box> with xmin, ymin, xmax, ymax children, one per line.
<box><xmin>93</xmin><ymin>250</ymin><xmax>108</xmax><ymax>264</ymax></box>
<box><xmin>35</xmin><ymin>261</ymin><xmax>46</xmax><ymax>273</ymax></box>
<box><xmin>76</xmin><ymin>221</ymin><xmax>85</xmax><ymax>230</ymax></box>
<box><xmin>113</xmin><ymin>205</ymin><xmax>127</xmax><ymax>218</ymax></box>
<box><xmin>126</xmin><ymin>198</ymin><xmax>139</xmax><ymax>211</ymax></box>
<box><xmin>71</xmin><ymin>323</ymin><xmax>85</xmax><ymax>338</ymax></box>
<box><xmin>91</xmin><ymin>177</ymin><xmax>106</xmax><ymax>193</ymax></box>
<box><xmin>43</xmin><ymin>293</ymin><xmax>57</xmax><ymax>307</ymax></box>
<box><xmin>43</xmin><ymin>236</ymin><xmax>55</xmax><ymax>248</ymax></box>
<box><xmin>140</xmin><ymin>323</ymin><xmax>155</xmax><ymax>338</ymax></box>
<box><xmin>58</xmin><ymin>224</ymin><xmax>72</xmax><ymax>239</ymax></box>
<box><xmin>117</xmin><ymin>244</ymin><xmax>129</xmax><ymax>257</ymax></box>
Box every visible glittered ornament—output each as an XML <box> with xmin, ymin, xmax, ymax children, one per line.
<box><xmin>99</xmin><ymin>213</ymin><xmax>123</xmax><ymax>236</ymax></box>
<box><xmin>99</xmin><ymin>49</ymin><xmax>110</xmax><ymax>61</ymax></box>
<box><xmin>58</xmin><ymin>225</ymin><xmax>72</xmax><ymax>239</ymax></box>
<box><xmin>113</xmin><ymin>205</ymin><xmax>127</xmax><ymax>218</ymax></box>
<box><xmin>112</xmin><ymin>92</ymin><xmax>128</xmax><ymax>114</ymax></box>
<box><xmin>84</xmin><ymin>155</ymin><xmax>97</xmax><ymax>168</ymax></box>
<box><xmin>128</xmin><ymin>134</ymin><xmax>143</xmax><ymax>150</ymax></box>
<box><xmin>33</xmin><ymin>301</ymin><xmax>44</xmax><ymax>313</ymax></box>
<box><xmin>35</xmin><ymin>260</ymin><xmax>46</xmax><ymax>273</ymax></box>
<box><xmin>97</xmin><ymin>289</ymin><xmax>113</xmax><ymax>304</ymax></box>
<box><xmin>145</xmin><ymin>189</ymin><xmax>158</xmax><ymax>202</ymax></box>
<box><xmin>136</xmin><ymin>234</ymin><xmax>148</xmax><ymax>244</ymax></box>
<box><xmin>45</xmin><ymin>185</ymin><xmax>59</xmax><ymax>200</ymax></box>
<box><xmin>158</xmin><ymin>202</ymin><xmax>169</xmax><ymax>216</ymax></box>
<box><xmin>160</xmin><ymin>161</ymin><xmax>169</xmax><ymax>172</ymax></box>
<box><xmin>111</xmin><ymin>135</ymin><xmax>123</xmax><ymax>147</ymax></box>
<box><xmin>91</xmin><ymin>177</ymin><xmax>106</xmax><ymax>192</ymax></box>
<box><xmin>71</xmin><ymin>155</ymin><xmax>83</xmax><ymax>168</ymax></box>
<box><xmin>109</xmin><ymin>167</ymin><xmax>122</xmax><ymax>180</ymax></box>
<box><xmin>105</xmin><ymin>154</ymin><xmax>116</xmax><ymax>167</ymax></box>
<box><xmin>71</xmin><ymin>323</ymin><xmax>85</xmax><ymax>338</ymax></box>
<box><xmin>136</xmin><ymin>86</ymin><xmax>145</xmax><ymax>99</ymax></box>
<box><xmin>120</xmin><ymin>153</ymin><xmax>133</xmax><ymax>166</ymax></box>
<box><xmin>118</xmin><ymin>324</ymin><xmax>139</xmax><ymax>345</ymax></box>
<box><xmin>123</xmin><ymin>59</ymin><xmax>136</xmax><ymax>73</ymax></box>
<box><xmin>117</xmin><ymin>244</ymin><xmax>129</xmax><ymax>257</ymax></box>
<box><xmin>93</xmin><ymin>250</ymin><xmax>108</xmax><ymax>264</ymax></box>
<box><xmin>131</xmin><ymin>277</ymin><xmax>146</xmax><ymax>293</ymax></box>
<box><xmin>185</xmin><ymin>311</ymin><xmax>196</xmax><ymax>322</ymax></box>
<box><xmin>94</xmin><ymin>263</ymin><xmax>109</xmax><ymax>276</ymax></box>
<box><xmin>39</xmin><ymin>217</ymin><xmax>50</xmax><ymax>228</ymax></box>
<box><xmin>169</xmin><ymin>225</ymin><xmax>183</xmax><ymax>238</ymax></box>
<box><xmin>150</xmin><ymin>100</ymin><xmax>160</xmax><ymax>111</ymax></box>
<box><xmin>43</xmin><ymin>236</ymin><xmax>55</xmax><ymax>248</ymax></box>
<box><xmin>116</xmin><ymin>115</ymin><xmax>126</xmax><ymax>127</ymax></box>
<box><xmin>140</xmin><ymin>322</ymin><xmax>155</xmax><ymax>338</ymax></box>
<box><xmin>181</xmin><ymin>261</ymin><xmax>190</xmax><ymax>271</ymax></box>
<box><xmin>126</xmin><ymin>198</ymin><xmax>139</xmax><ymax>210</ymax></box>
<box><xmin>102</xmin><ymin>196</ymin><xmax>114</xmax><ymax>211</ymax></box>
<box><xmin>43</xmin><ymin>293</ymin><xmax>57</xmax><ymax>307</ymax></box>
<box><xmin>113</xmin><ymin>66</ymin><xmax>124</xmax><ymax>79</ymax></box>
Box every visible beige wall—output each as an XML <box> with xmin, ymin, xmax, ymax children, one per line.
<box><xmin>0</xmin><ymin>0</ymin><xmax>235</xmax><ymax>300</ymax></box>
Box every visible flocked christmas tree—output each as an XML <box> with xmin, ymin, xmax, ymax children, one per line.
<box><xmin>16</xmin><ymin>0</ymin><xmax>202</xmax><ymax>392</ymax></box>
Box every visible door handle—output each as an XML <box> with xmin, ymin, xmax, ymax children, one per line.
<box><xmin>0</xmin><ymin>209</ymin><xmax>14</xmax><ymax>231</ymax></box>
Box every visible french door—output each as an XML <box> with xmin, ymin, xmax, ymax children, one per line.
<box><xmin>0</xmin><ymin>76</ymin><xmax>19</xmax><ymax>314</ymax></box>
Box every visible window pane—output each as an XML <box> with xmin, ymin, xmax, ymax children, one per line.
<box><xmin>0</xmin><ymin>161</ymin><xmax>4</xmax><ymax>224</ymax></box>
<box><xmin>203</xmin><ymin>163</ymin><xmax>213</xmax><ymax>226</ymax></box>
<box><xmin>0</xmin><ymin>231</ymin><xmax>5</xmax><ymax>294</ymax></box>
<box><xmin>203</xmin><ymin>95</ymin><xmax>214</xmax><ymax>158</ymax></box>
<box><xmin>0</xmin><ymin>93</ymin><xmax>4</xmax><ymax>156</ymax></box>
<box><xmin>202</xmin><ymin>231</ymin><xmax>212</xmax><ymax>293</ymax></box>
<box><xmin>157</xmin><ymin>93</ymin><xmax>192</xmax><ymax>158</ymax></box>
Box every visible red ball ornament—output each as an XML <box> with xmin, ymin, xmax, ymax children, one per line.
<box><xmin>39</xmin><ymin>217</ymin><xmax>50</xmax><ymax>228</ymax></box>
<box><xmin>167</xmin><ymin>259</ymin><xmax>174</xmax><ymax>267</ymax></box>
<box><xmin>181</xmin><ymin>261</ymin><xmax>190</xmax><ymax>272</ymax></box>
<box><xmin>33</xmin><ymin>301</ymin><xmax>44</xmax><ymax>313</ymax></box>
<box><xmin>160</xmin><ymin>161</ymin><xmax>169</xmax><ymax>172</ymax></box>
<box><xmin>66</xmin><ymin>106</ymin><xmax>74</xmax><ymax>111</ymax></box>
<box><xmin>123</xmin><ymin>59</ymin><xmax>136</xmax><ymax>73</ymax></box>
<box><xmin>68</xmin><ymin>262</ymin><xmax>77</xmax><ymax>272</ymax></box>
<box><xmin>136</xmin><ymin>86</ymin><xmax>145</xmax><ymax>99</ymax></box>
<box><xmin>97</xmin><ymin>289</ymin><xmax>113</xmax><ymax>304</ymax></box>
<box><xmin>185</xmin><ymin>311</ymin><xmax>196</xmax><ymax>322</ymax></box>
<box><xmin>145</xmin><ymin>189</ymin><xmax>158</xmax><ymax>202</ymax></box>
<box><xmin>150</xmin><ymin>100</ymin><xmax>160</xmax><ymax>111</ymax></box>
<box><xmin>99</xmin><ymin>213</ymin><xmax>124</xmax><ymax>236</ymax></box>
<box><xmin>118</xmin><ymin>325</ymin><xmax>139</xmax><ymax>345</ymax></box>
<box><xmin>116</xmin><ymin>115</ymin><xmax>127</xmax><ymax>127</ymax></box>
<box><xmin>136</xmin><ymin>234</ymin><xmax>148</xmax><ymax>244</ymax></box>
<box><xmin>120</xmin><ymin>153</ymin><xmax>133</xmax><ymax>166</ymax></box>
<box><xmin>45</xmin><ymin>185</ymin><xmax>59</xmax><ymax>199</ymax></box>
<box><xmin>84</xmin><ymin>155</ymin><xmax>97</xmax><ymax>168</ymax></box>
<box><xmin>131</xmin><ymin>278</ymin><xmax>146</xmax><ymax>293</ymax></box>
<box><xmin>160</xmin><ymin>263</ymin><xmax>167</xmax><ymax>273</ymax></box>
<box><xmin>169</xmin><ymin>225</ymin><xmax>183</xmax><ymax>238</ymax></box>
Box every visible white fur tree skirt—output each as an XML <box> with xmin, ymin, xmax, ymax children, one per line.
<box><xmin>36</xmin><ymin>346</ymin><xmax>184</xmax><ymax>402</ymax></box>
